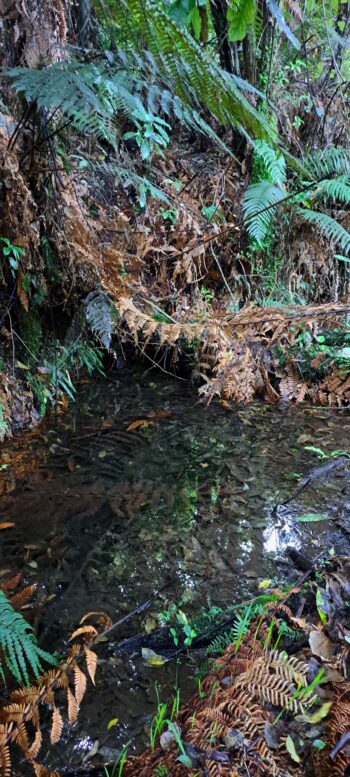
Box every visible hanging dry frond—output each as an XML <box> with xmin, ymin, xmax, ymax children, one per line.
<box><xmin>0</xmin><ymin>726</ymin><xmax>11</xmax><ymax>777</ymax></box>
<box><xmin>50</xmin><ymin>706</ymin><xmax>63</xmax><ymax>745</ymax></box>
<box><xmin>84</xmin><ymin>647</ymin><xmax>97</xmax><ymax>685</ymax></box>
<box><xmin>67</xmin><ymin>687</ymin><xmax>78</xmax><ymax>724</ymax></box>
<box><xmin>74</xmin><ymin>665</ymin><xmax>87</xmax><ymax>707</ymax></box>
<box><xmin>69</xmin><ymin>625</ymin><xmax>98</xmax><ymax>641</ymax></box>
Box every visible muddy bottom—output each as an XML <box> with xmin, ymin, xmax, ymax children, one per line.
<box><xmin>1</xmin><ymin>367</ymin><xmax>350</xmax><ymax>772</ymax></box>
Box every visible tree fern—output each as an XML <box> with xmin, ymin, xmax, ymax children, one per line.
<box><xmin>0</xmin><ymin>590</ymin><xmax>57</xmax><ymax>686</ymax></box>
<box><xmin>297</xmin><ymin>208</ymin><xmax>350</xmax><ymax>255</ymax></box>
<box><xmin>96</xmin><ymin>0</ymin><xmax>274</xmax><ymax>142</ymax></box>
<box><xmin>242</xmin><ymin>181</ymin><xmax>284</xmax><ymax>245</ymax></box>
<box><xmin>84</xmin><ymin>289</ymin><xmax>112</xmax><ymax>350</ymax></box>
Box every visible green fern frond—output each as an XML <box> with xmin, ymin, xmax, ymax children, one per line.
<box><xmin>253</xmin><ymin>140</ymin><xmax>286</xmax><ymax>186</ymax></box>
<box><xmin>0</xmin><ymin>590</ymin><xmax>57</xmax><ymax>686</ymax></box>
<box><xmin>297</xmin><ymin>207</ymin><xmax>350</xmax><ymax>254</ymax></box>
<box><xmin>242</xmin><ymin>181</ymin><xmax>284</xmax><ymax>244</ymax></box>
<box><xmin>97</xmin><ymin>0</ymin><xmax>273</xmax><ymax>142</ymax></box>
<box><xmin>84</xmin><ymin>289</ymin><xmax>112</xmax><ymax>350</ymax></box>
<box><xmin>7</xmin><ymin>63</ymin><xmax>116</xmax><ymax>146</ymax></box>
<box><xmin>304</xmin><ymin>147</ymin><xmax>350</xmax><ymax>179</ymax></box>
<box><xmin>315</xmin><ymin>176</ymin><xmax>350</xmax><ymax>205</ymax></box>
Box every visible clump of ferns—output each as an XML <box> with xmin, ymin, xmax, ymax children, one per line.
<box><xmin>243</xmin><ymin>143</ymin><xmax>350</xmax><ymax>263</ymax></box>
<box><xmin>207</xmin><ymin>600</ymin><xmax>302</xmax><ymax>657</ymax></box>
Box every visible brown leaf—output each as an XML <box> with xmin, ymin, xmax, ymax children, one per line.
<box><xmin>0</xmin><ymin>523</ymin><xmax>15</xmax><ymax>530</ymax></box>
<box><xmin>50</xmin><ymin>706</ymin><xmax>63</xmax><ymax>745</ymax></box>
<box><xmin>309</xmin><ymin>630</ymin><xmax>333</xmax><ymax>659</ymax></box>
<box><xmin>28</xmin><ymin>727</ymin><xmax>42</xmax><ymax>760</ymax></box>
<box><xmin>67</xmin><ymin>688</ymin><xmax>78</xmax><ymax>724</ymax></box>
<box><xmin>84</xmin><ymin>647</ymin><xmax>97</xmax><ymax>685</ymax></box>
<box><xmin>126</xmin><ymin>419</ymin><xmax>153</xmax><ymax>431</ymax></box>
<box><xmin>69</xmin><ymin>625</ymin><xmax>97</xmax><ymax>641</ymax></box>
<box><xmin>74</xmin><ymin>666</ymin><xmax>87</xmax><ymax>707</ymax></box>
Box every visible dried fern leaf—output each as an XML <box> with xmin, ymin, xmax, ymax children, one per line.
<box><xmin>28</xmin><ymin>727</ymin><xmax>42</xmax><ymax>760</ymax></box>
<box><xmin>50</xmin><ymin>706</ymin><xmax>63</xmax><ymax>745</ymax></box>
<box><xmin>74</xmin><ymin>666</ymin><xmax>87</xmax><ymax>707</ymax></box>
<box><xmin>9</xmin><ymin>584</ymin><xmax>37</xmax><ymax>610</ymax></box>
<box><xmin>69</xmin><ymin>625</ymin><xmax>98</xmax><ymax>641</ymax></box>
<box><xmin>84</xmin><ymin>647</ymin><xmax>97</xmax><ymax>685</ymax></box>
<box><xmin>0</xmin><ymin>727</ymin><xmax>11</xmax><ymax>777</ymax></box>
<box><xmin>67</xmin><ymin>688</ymin><xmax>78</xmax><ymax>724</ymax></box>
<box><xmin>0</xmin><ymin>574</ymin><xmax>21</xmax><ymax>594</ymax></box>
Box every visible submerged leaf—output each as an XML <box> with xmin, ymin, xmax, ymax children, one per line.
<box><xmin>141</xmin><ymin>647</ymin><xmax>170</xmax><ymax>666</ymax></box>
<box><xmin>297</xmin><ymin>513</ymin><xmax>328</xmax><ymax>522</ymax></box>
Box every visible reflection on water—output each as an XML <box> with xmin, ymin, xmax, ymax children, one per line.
<box><xmin>1</xmin><ymin>367</ymin><xmax>350</xmax><ymax>769</ymax></box>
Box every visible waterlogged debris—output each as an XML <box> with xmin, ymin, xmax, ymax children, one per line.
<box><xmin>309</xmin><ymin>630</ymin><xmax>332</xmax><ymax>659</ymax></box>
<box><xmin>141</xmin><ymin>647</ymin><xmax>170</xmax><ymax>666</ymax></box>
<box><xmin>297</xmin><ymin>512</ymin><xmax>328</xmax><ymax>522</ymax></box>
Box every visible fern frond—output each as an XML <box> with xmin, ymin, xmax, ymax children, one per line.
<box><xmin>297</xmin><ymin>207</ymin><xmax>350</xmax><ymax>254</ymax></box>
<box><xmin>98</xmin><ymin>0</ymin><xmax>274</xmax><ymax>141</ymax></box>
<box><xmin>242</xmin><ymin>181</ymin><xmax>284</xmax><ymax>244</ymax></box>
<box><xmin>84</xmin><ymin>289</ymin><xmax>112</xmax><ymax>350</ymax></box>
<box><xmin>304</xmin><ymin>147</ymin><xmax>350</xmax><ymax>179</ymax></box>
<box><xmin>253</xmin><ymin>140</ymin><xmax>286</xmax><ymax>186</ymax></box>
<box><xmin>7</xmin><ymin>64</ymin><xmax>116</xmax><ymax>146</ymax></box>
<box><xmin>0</xmin><ymin>591</ymin><xmax>57</xmax><ymax>686</ymax></box>
<box><xmin>315</xmin><ymin>176</ymin><xmax>350</xmax><ymax>205</ymax></box>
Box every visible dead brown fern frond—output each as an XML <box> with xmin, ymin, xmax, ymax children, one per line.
<box><xmin>0</xmin><ymin>613</ymin><xmax>101</xmax><ymax>776</ymax></box>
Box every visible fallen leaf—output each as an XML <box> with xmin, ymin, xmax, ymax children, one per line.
<box><xmin>141</xmin><ymin>647</ymin><xmax>170</xmax><ymax>666</ymax></box>
<box><xmin>0</xmin><ymin>522</ymin><xmax>15</xmax><ymax>530</ymax></box>
<box><xmin>309</xmin><ymin>630</ymin><xmax>333</xmax><ymax>659</ymax></box>
<box><xmin>107</xmin><ymin>718</ymin><xmax>119</xmax><ymax>731</ymax></box>
<box><xmin>297</xmin><ymin>513</ymin><xmax>328</xmax><ymax>523</ymax></box>
<box><xmin>127</xmin><ymin>419</ymin><xmax>153</xmax><ymax>431</ymax></box>
<box><xmin>286</xmin><ymin>735</ymin><xmax>300</xmax><ymax>763</ymax></box>
<box><xmin>296</xmin><ymin>701</ymin><xmax>333</xmax><ymax>724</ymax></box>
<box><xmin>82</xmin><ymin>739</ymin><xmax>99</xmax><ymax>764</ymax></box>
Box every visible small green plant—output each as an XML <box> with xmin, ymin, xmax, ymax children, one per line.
<box><xmin>104</xmin><ymin>744</ymin><xmax>129</xmax><ymax>777</ymax></box>
<box><xmin>159</xmin><ymin>207</ymin><xmax>177</xmax><ymax>223</ymax></box>
<box><xmin>200</xmin><ymin>286</ymin><xmax>214</xmax><ymax>304</ymax></box>
<box><xmin>164</xmin><ymin>720</ymin><xmax>192</xmax><ymax>768</ymax></box>
<box><xmin>1</xmin><ymin>237</ymin><xmax>25</xmax><ymax>275</ymax></box>
<box><xmin>0</xmin><ymin>590</ymin><xmax>57</xmax><ymax>686</ymax></box>
<box><xmin>123</xmin><ymin>108</ymin><xmax>170</xmax><ymax>161</ymax></box>
<box><xmin>304</xmin><ymin>445</ymin><xmax>350</xmax><ymax>461</ymax></box>
<box><xmin>153</xmin><ymin>767</ymin><xmax>169</xmax><ymax>777</ymax></box>
<box><xmin>149</xmin><ymin>698</ymin><xmax>168</xmax><ymax>750</ymax></box>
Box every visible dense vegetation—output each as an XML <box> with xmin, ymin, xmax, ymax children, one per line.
<box><xmin>1</xmin><ymin>0</ymin><xmax>350</xmax><ymax>437</ymax></box>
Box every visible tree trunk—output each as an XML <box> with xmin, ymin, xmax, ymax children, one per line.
<box><xmin>0</xmin><ymin>0</ymin><xmax>67</xmax><ymax>67</ymax></box>
<box><xmin>209</xmin><ymin>0</ymin><xmax>236</xmax><ymax>72</ymax></box>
